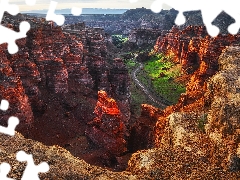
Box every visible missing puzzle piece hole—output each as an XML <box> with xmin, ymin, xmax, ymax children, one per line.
<box><xmin>2</xmin><ymin>2</ymin><xmax>19</xmax><ymax>16</ymax></box>
<box><xmin>175</xmin><ymin>12</ymin><xmax>186</xmax><ymax>26</ymax></box>
<box><xmin>0</xmin><ymin>100</ymin><xmax>9</xmax><ymax>111</ymax></box>
<box><xmin>0</xmin><ymin>163</ymin><xmax>13</xmax><ymax>180</ymax></box>
<box><xmin>207</xmin><ymin>25</ymin><xmax>220</xmax><ymax>37</ymax></box>
<box><xmin>7</xmin><ymin>21</ymin><xmax>30</xmax><ymax>54</ymax></box>
<box><xmin>16</xmin><ymin>151</ymin><xmax>49</xmax><ymax>179</ymax></box>
<box><xmin>46</xmin><ymin>1</ymin><xmax>65</xmax><ymax>26</ymax></box>
<box><xmin>71</xmin><ymin>7</ymin><xmax>82</xmax><ymax>16</ymax></box>
<box><xmin>19</xmin><ymin>21</ymin><xmax>30</xmax><ymax>32</ymax></box>
<box><xmin>151</xmin><ymin>0</ymin><xmax>162</xmax><ymax>13</ymax></box>
<box><xmin>228</xmin><ymin>23</ymin><xmax>239</xmax><ymax>35</ymax></box>
<box><xmin>7</xmin><ymin>6</ymin><xmax>18</xmax><ymax>16</ymax></box>
<box><xmin>8</xmin><ymin>43</ymin><xmax>18</xmax><ymax>55</ymax></box>
<box><xmin>0</xmin><ymin>116</ymin><xmax>19</xmax><ymax>136</ymax></box>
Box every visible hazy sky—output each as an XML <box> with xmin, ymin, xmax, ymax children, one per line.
<box><xmin>10</xmin><ymin>0</ymin><xmax>158</xmax><ymax>12</ymax></box>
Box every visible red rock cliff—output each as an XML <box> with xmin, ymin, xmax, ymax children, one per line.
<box><xmin>0</xmin><ymin>19</ymin><xmax>131</xmax><ymax>170</ymax></box>
<box><xmin>86</xmin><ymin>90</ymin><xmax>127</xmax><ymax>156</ymax></box>
<box><xmin>153</xmin><ymin>26</ymin><xmax>240</xmax><ymax>146</ymax></box>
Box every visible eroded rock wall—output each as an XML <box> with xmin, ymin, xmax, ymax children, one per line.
<box><xmin>0</xmin><ymin>18</ymin><xmax>131</xmax><ymax>170</ymax></box>
<box><xmin>153</xmin><ymin>26</ymin><xmax>240</xmax><ymax>145</ymax></box>
<box><xmin>128</xmin><ymin>46</ymin><xmax>240</xmax><ymax>179</ymax></box>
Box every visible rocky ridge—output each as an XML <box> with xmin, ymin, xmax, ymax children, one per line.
<box><xmin>154</xmin><ymin>26</ymin><xmax>240</xmax><ymax>133</ymax></box>
<box><xmin>85</xmin><ymin>90</ymin><xmax>128</xmax><ymax>168</ymax></box>
<box><xmin>0</xmin><ymin>14</ymin><xmax>131</xmax><ymax>169</ymax></box>
<box><xmin>127</xmin><ymin>46</ymin><xmax>240</xmax><ymax>179</ymax></box>
<box><xmin>64</xmin><ymin>8</ymin><xmax>178</xmax><ymax>35</ymax></box>
<box><xmin>0</xmin><ymin>132</ymin><xmax>146</xmax><ymax>179</ymax></box>
<box><xmin>1</xmin><ymin>9</ymin><xmax>240</xmax><ymax>178</ymax></box>
<box><xmin>2</xmin><ymin>46</ymin><xmax>240</xmax><ymax>179</ymax></box>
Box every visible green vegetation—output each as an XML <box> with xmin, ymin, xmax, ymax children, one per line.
<box><xmin>129</xmin><ymin>83</ymin><xmax>152</xmax><ymax>117</ymax></box>
<box><xmin>123</xmin><ymin>51</ymin><xmax>186</xmax><ymax>115</ymax></box>
<box><xmin>122</xmin><ymin>53</ymin><xmax>152</xmax><ymax>116</ymax></box>
<box><xmin>124</xmin><ymin>59</ymin><xmax>136</xmax><ymax>70</ymax></box>
<box><xmin>112</xmin><ymin>35</ymin><xmax>128</xmax><ymax>48</ymax></box>
<box><xmin>139</xmin><ymin>53</ymin><xmax>185</xmax><ymax>103</ymax></box>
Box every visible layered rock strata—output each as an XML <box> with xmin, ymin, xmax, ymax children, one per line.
<box><xmin>127</xmin><ymin>46</ymin><xmax>240</xmax><ymax>179</ymax></box>
<box><xmin>153</xmin><ymin>26</ymin><xmax>240</xmax><ymax>145</ymax></box>
<box><xmin>128</xmin><ymin>29</ymin><xmax>161</xmax><ymax>47</ymax></box>
<box><xmin>86</xmin><ymin>91</ymin><xmax>127</xmax><ymax>158</ymax></box>
<box><xmin>0</xmin><ymin>44</ymin><xmax>34</xmax><ymax>131</ymax></box>
<box><xmin>2</xmin><ymin>46</ymin><xmax>240</xmax><ymax>179</ymax></box>
<box><xmin>0</xmin><ymin>17</ymin><xmax>131</xmax><ymax>170</ymax></box>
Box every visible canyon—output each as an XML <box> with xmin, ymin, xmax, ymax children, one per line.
<box><xmin>1</xmin><ymin>8</ymin><xmax>240</xmax><ymax>179</ymax></box>
<box><xmin>1</xmin><ymin>12</ymin><xmax>131</xmax><ymax>170</ymax></box>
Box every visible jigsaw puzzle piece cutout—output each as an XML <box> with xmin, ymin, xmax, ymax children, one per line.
<box><xmin>151</xmin><ymin>0</ymin><xmax>240</xmax><ymax>37</ymax></box>
<box><xmin>150</xmin><ymin>0</ymin><xmax>199</xmax><ymax>25</ymax></box>
<box><xmin>0</xmin><ymin>0</ymin><xmax>19</xmax><ymax>21</ymax></box>
<box><xmin>0</xmin><ymin>162</ymin><xmax>14</xmax><ymax>180</ymax></box>
<box><xmin>46</xmin><ymin>1</ymin><xmax>65</xmax><ymax>26</ymax></box>
<box><xmin>0</xmin><ymin>21</ymin><xmax>30</xmax><ymax>54</ymax></box>
<box><xmin>151</xmin><ymin>0</ymin><xmax>164</xmax><ymax>13</ymax></box>
<box><xmin>150</xmin><ymin>0</ymin><xmax>221</xmax><ymax>36</ymax></box>
<box><xmin>201</xmin><ymin>8</ymin><xmax>221</xmax><ymax>37</ymax></box>
<box><xmin>16</xmin><ymin>151</ymin><xmax>49</xmax><ymax>180</ymax></box>
<box><xmin>71</xmin><ymin>7</ymin><xmax>82</xmax><ymax>16</ymax></box>
<box><xmin>227</xmin><ymin>13</ymin><xmax>240</xmax><ymax>35</ymax></box>
<box><xmin>0</xmin><ymin>99</ymin><xmax>9</xmax><ymax>111</ymax></box>
<box><xmin>0</xmin><ymin>116</ymin><xmax>19</xmax><ymax>136</ymax></box>
<box><xmin>222</xmin><ymin>1</ymin><xmax>240</xmax><ymax>35</ymax></box>
<box><xmin>174</xmin><ymin>11</ymin><xmax>186</xmax><ymax>26</ymax></box>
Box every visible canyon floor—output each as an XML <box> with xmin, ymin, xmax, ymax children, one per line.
<box><xmin>1</xmin><ymin>8</ymin><xmax>240</xmax><ymax>179</ymax></box>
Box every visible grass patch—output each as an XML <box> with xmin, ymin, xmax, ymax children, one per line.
<box><xmin>129</xmin><ymin>83</ymin><xmax>151</xmax><ymax>117</ymax></box>
<box><xmin>112</xmin><ymin>35</ymin><xmax>129</xmax><ymax>48</ymax></box>
<box><xmin>123</xmin><ymin>57</ymin><xmax>151</xmax><ymax>116</ymax></box>
<box><xmin>141</xmin><ymin>53</ymin><xmax>186</xmax><ymax>104</ymax></box>
<box><xmin>124</xmin><ymin>59</ymin><xmax>137</xmax><ymax>70</ymax></box>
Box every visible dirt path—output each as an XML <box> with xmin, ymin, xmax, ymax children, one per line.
<box><xmin>131</xmin><ymin>62</ymin><xmax>171</xmax><ymax>109</ymax></box>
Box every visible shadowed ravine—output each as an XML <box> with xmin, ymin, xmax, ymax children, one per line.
<box><xmin>2</xmin><ymin>9</ymin><xmax>240</xmax><ymax>179</ymax></box>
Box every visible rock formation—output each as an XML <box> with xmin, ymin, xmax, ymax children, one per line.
<box><xmin>127</xmin><ymin>46</ymin><xmax>240</xmax><ymax>179</ymax></box>
<box><xmin>128</xmin><ymin>29</ymin><xmax>161</xmax><ymax>48</ymax></box>
<box><xmin>86</xmin><ymin>90</ymin><xmax>127</xmax><ymax>165</ymax></box>
<box><xmin>2</xmin><ymin>45</ymin><xmax>240</xmax><ymax>180</ymax></box>
<box><xmin>153</xmin><ymin>26</ymin><xmax>240</xmax><ymax>145</ymax></box>
<box><xmin>64</xmin><ymin>8</ymin><xmax>178</xmax><ymax>35</ymax></box>
<box><xmin>0</xmin><ymin>44</ymin><xmax>34</xmax><ymax>132</ymax></box>
<box><xmin>0</xmin><ymin>14</ymin><xmax>131</xmax><ymax>170</ymax></box>
<box><xmin>2</xmin><ymin>8</ymin><xmax>240</xmax><ymax>178</ymax></box>
<box><xmin>0</xmin><ymin>132</ymin><xmax>148</xmax><ymax>179</ymax></box>
<box><xmin>128</xmin><ymin>104</ymin><xmax>163</xmax><ymax>152</ymax></box>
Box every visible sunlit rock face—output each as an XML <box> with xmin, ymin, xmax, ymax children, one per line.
<box><xmin>128</xmin><ymin>46</ymin><xmax>240</xmax><ymax>179</ymax></box>
<box><xmin>153</xmin><ymin>26</ymin><xmax>240</xmax><ymax>145</ymax></box>
<box><xmin>205</xmin><ymin>47</ymin><xmax>240</xmax><ymax>163</ymax></box>
<box><xmin>86</xmin><ymin>90</ymin><xmax>127</xmax><ymax>156</ymax></box>
<box><xmin>0</xmin><ymin>44</ymin><xmax>34</xmax><ymax>131</ymax></box>
<box><xmin>0</xmin><ymin>16</ymin><xmax>131</xmax><ymax>170</ymax></box>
